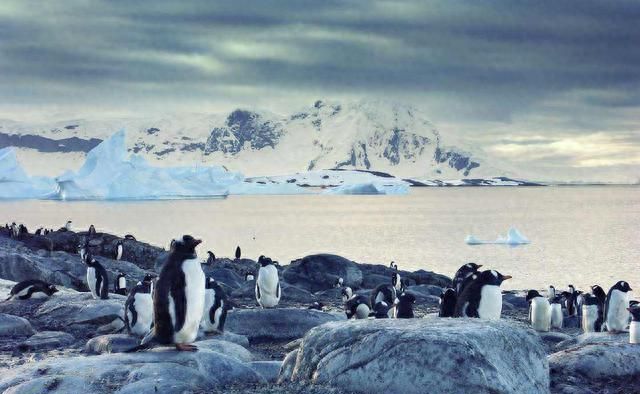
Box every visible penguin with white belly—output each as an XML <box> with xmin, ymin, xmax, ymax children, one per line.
<box><xmin>255</xmin><ymin>255</ymin><xmax>281</xmax><ymax>308</ymax></box>
<box><xmin>550</xmin><ymin>296</ymin><xmax>564</xmax><ymax>329</ymax></box>
<box><xmin>125</xmin><ymin>279</ymin><xmax>154</xmax><ymax>337</ymax></box>
<box><xmin>115</xmin><ymin>240</ymin><xmax>124</xmax><ymax>261</ymax></box>
<box><xmin>452</xmin><ymin>263</ymin><xmax>482</xmax><ymax>294</ymax></box>
<box><xmin>370</xmin><ymin>283</ymin><xmax>397</xmax><ymax>318</ymax></box>
<box><xmin>6</xmin><ymin>280</ymin><xmax>58</xmax><ymax>300</ymax></box>
<box><xmin>582</xmin><ymin>294</ymin><xmax>603</xmax><ymax>332</ymax></box>
<box><xmin>201</xmin><ymin>277</ymin><xmax>230</xmax><ymax>333</ymax></box>
<box><xmin>454</xmin><ymin>270</ymin><xmax>511</xmax><ymax>319</ymax></box>
<box><xmin>139</xmin><ymin>235</ymin><xmax>205</xmax><ymax>351</ymax></box>
<box><xmin>604</xmin><ymin>281</ymin><xmax>633</xmax><ymax>333</ymax></box>
<box><xmin>114</xmin><ymin>272</ymin><xmax>127</xmax><ymax>295</ymax></box>
<box><xmin>344</xmin><ymin>294</ymin><xmax>371</xmax><ymax>319</ymax></box>
<box><xmin>548</xmin><ymin>285</ymin><xmax>556</xmax><ymax>301</ymax></box>
<box><xmin>85</xmin><ymin>255</ymin><xmax>109</xmax><ymax>300</ymax></box>
<box><xmin>628</xmin><ymin>304</ymin><xmax>640</xmax><ymax>344</ymax></box>
<box><xmin>526</xmin><ymin>290</ymin><xmax>551</xmax><ymax>332</ymax></box>
<box><xmin>341</xmin><ymin>287</ymin><xmax>353</xmax><ymax>303</ymax></box>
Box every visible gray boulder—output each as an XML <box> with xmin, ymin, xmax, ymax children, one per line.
<box><xmin>549</xmin><ymin>342</ymin><xmax>640</xmax><ymax>380</ymax></box>
<box><xmin>554</xmin><ymin>332</ymin><xmax>628</xmax><ymax>352</ymax></box>
<box><xmin>202</xmin><ymin>267</ymin><xmax>244</xmax><ymax>289</ymax></box>
<box><xmin>85</xmin><ymin>334</ymin><xmax>140</xmax><ymax>354</ymax></box>
<box><xmin>0</xmin><ymin>313</ymin><xmax>34</xmax><ymax>337</ymax></box>
<box><xmin>194</xmin><ymin>338</ymin><xmax>253</xmax><ymax>362</ymax></box>
<box><xmin>287</xmin><ymin>318</ymin><xmax>549</xmax><ymax>394</ymax></box>
<box><xmin>278</xmin><ymin>349</ymin><xmax>299</xmax><ymax>384</ymax></box>
<box><xmin>226</xmin><ymin>308</ymin><xmax>345</xmax><ymax>341</ymax></box>
<box><xmin>19</xmin><ymin>331</ymin><xmax>75</xmax><ymax>351</ymax></box>
<box><xmin>406</xmin><ymin>284</ymin><xmax>443</xmax><ymax>297</ymax></box>
<box><xmin>282</xmin><ymin>254</ymin><xmax>363</xmax><ymax>292</ymax></box>
<box><xmin>250</xmin><ymin>361</ymin><xmax>282</xmax><ymax>383</ymax></box>
<box><xmin>198</xmin><ymin>330</ymin><xmax>250</xmax><ymax>348</ymax></box>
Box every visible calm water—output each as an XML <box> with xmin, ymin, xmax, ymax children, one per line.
<box><xmin>1</xmin><ymin>187</ymin><xmax>638</xmax><ymax>291</ymax></box>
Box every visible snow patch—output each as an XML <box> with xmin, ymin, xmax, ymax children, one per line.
<box><xmin>466</xmin><ymin>228</ymin><xmax>530</xmax><ymax>246</ymax></box>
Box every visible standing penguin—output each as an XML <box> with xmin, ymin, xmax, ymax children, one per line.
<box><xmin>341</xmin><ymin>287</ymin><xmax>353</xmax><ymax>303</ymax></box>
<box><xmin>85</xmin><ymin>255</ymin><xmax>109</xmax><ymax>300</ymax></box>
<box><xmin>389</xmin><ymin>261</ymin><xmax>397</xmax><ymax>270</ymax></box>
<box><xmin>201</xmin><ymin>277</ymin><xmax>230</xmax><ymax>333</ymax></box>
<box><xmin>125</xmin><ymin>280</ymin><xmax>154</xmax><ymax>337</ymax></box>
<box><xmin>235</xmin><ymin>246</ymin><xmax>241</xmax><ymax>260</ymax></box>
<box><xmin>439</xmin><ymin>288</ymin><xmax>457</xmax><ymax>317</ymax></box>
<box><xmin>65</xmin><ymin>221</ymin><xmax>72</xmax><ymax>231</ymax></box>
<box><xmin>396</xmin><ymin>292</ymin><xmax>416</xmax><ymax>318</ymax></box>
<box><xmin>35</xmin><ymin>228</ymin><xmax>42</xmax><ymax>236</ymax></box>
<box><xmin>114</xmin><ymin>273</ymin><xmax>127</xmax><ymax>295</ymax></box>
<box><xmin>561</xmin><ymin>291</ymin><xmax>577</xmax><ymax>317</ymax></box>
<box><xmin>255</xmin><ymin>255</ymin><xmax>280</xmax><ymax>308</ymax></box>
<box><xmin>6</xmin><ymin>280</ymin><xmax>58</xmax><ymax>300</ymax></box>
<box><xmin>454</xmin><ymin>270</ymin><xmax>511</xmax><ymax>319</ymax></box>
<box><xmin>628</xmin><ymin>304</ymin><xmax>640</xmax><ymax>344</ymax></box>
<box><xmin>334</xmin><ymin>277</ymin><xmax>344</xmax><ymax>288</ymax></box>
<box><xmin>115</xmin><ymin>240</ymin><xmax>124</xmax><ymax>261</ymax></box>
<box><xmin>582</xmin><ymin>294</ymin><xmax>603</xmax><ymax>332</ymax></box>
<box><xmin>206</xmin><ymin>251</ymin><xmax>216</xmax><ymax>265</ymax></box>
<box><xmin>88</xmin><ymin>225</ymin><xmax>96</xmax><ymax>236</ymax></box>
<box><xmin>604</xmin><ymin>281</ymin><xmax>633</xmax><ymax>332</ymax></box>
<box><xmin>550</xmin><ymin>296</ymin><xmax>564</xmax><ymax>329</ymax></box>
<box><xmin>372</xmin><ymin>301</ymin><xmax>391</xmax><ymax>319</ymax></box>
<box><xmin>344</xmin><ymin>294</ymin><xmax>371</xmax><ymax>319</ymax></box>
<box><xmin>452</xmin><ymin>263</ymin><xmax>482</xmax><ymax>294</ymax></box>
<box><xmin>78</xmin><ymin>239</ymin><xmax>88</xmax><ymax>263</ymax></box>
<box><xmin>526</xmin><ymin>290</ymin><xmax>551</xmax><ymax>332</ymax></box>
<box><xmin>142</xmin><ymin>235</ymin><xmax>205</xmax><ymax>351</ymax></box>
<box><xmin>548</xmin><ymin>285</ymin><xmax>556</xmax><ymax>300</ymax></box>
<box><xmin>391</xmin><ymin>271</ymin><xmax>403</xmax><ymax>292</ymax></box>
<box><xmin>370</xmin><ymin>283</ymin><xmax>397</xmax><ymax>318</ymax></box>
<box><xmin>591</xmin><ymin>285</ymin><xmax>607</xmax><ymax>305</ymax></box>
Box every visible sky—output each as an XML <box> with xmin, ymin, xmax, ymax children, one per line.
<box><xmin>0</xmin><ymin>0</ymin><xmax>638</xmax><ymax>182</ymax></box>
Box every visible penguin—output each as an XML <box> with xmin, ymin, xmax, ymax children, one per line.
<box><xmin>370</xmin><ymin>283</ymin><xmax>397</xmax><ymax>318</ymax></box>
<box><xmin>439</xmin><ymin>288</ymin><xmax>457</xmax><ymax>317</ymax></box>
<box><xmin>124</xmin><ymin>280</ymin><xmax>154</xmax><ymax>337</ymax></box>
<box><xmin>35</xmin><ymin>228</ymin><xmax>42</xmax><ymax>236</ymax></box>
<box><xmin>6</xmin><ymin>280</ymin><xmax>59</xmax><ymax>300</ymax></box>
<box><xmin>65</xmin><ymin>221</ymin><xmax>72</xmax><ymax>231</ymax></box>
<box><xmin>575</xmin><ymin>291</ymin><xmax>584</xmax><ymax>317</ymax></box>
<box><xmin>396</xmin><ymin>292</ymin><xmax>416</xmax><ymax>318</ymax></box>
<box><xmin>308</xmin><ymin>301</ymin><xmax>324</xmax><ymax>311</ymax></box>
<box><xmin>77</xmin><ymin>239</ymin><xmax>88</xmax><ymax>263</ymax></box>
<box><xmin>85</xmin><ymin>255</ymin><xmax>109</xmax><ymax>300</ymax></box>
<box><xmin>550</xmin><ymin>296</ymin><xmax>564</xmax><ymax>329</ymax></box>
<box><xmin>341</xmin><ymin>287</ymin><xmax>353</xmax><ymax>303</ymax></box>
<box><xmin>628</xmin><ymin>304</ymin><xmax>640</xmax><ymax>344</ymax></box>
<box><xmin>561</xmin><ymin>291</ymin><xmax>577</xmax><ymax>317</ymax></box>
<box><xmin>201</xmin><ymin>277</ymin><xmax>230</xmax><ymax>333</ymax></box>
<box><xmin>604</xmin><ymin>281</ymin><xmax>633</xmax><ymax>332</ymax></box>
<box><xmin>454</xmin><ymin>270</ymin><xmax>511</xmax><ymax>319</ymax></box>
<box><xmin>124</xmin><ymin>234</ymin><xmax>136</xmax><ymax>241</ymax></box>
<box><xmin>10</xmin><ymin>223</ymin><xmax>18</xmax><ymax>238</ymax></box>
<box><xmin>334</xmin><ymin>277</ymin><xmax>344</xmax><ymax>288</ymax></box>
<box><xmin>137</xmin><ymin>274</ymin><xmax>156</xmax><ymax>295</ymax></box>
<box><xmin>391</xmin><ymin>271</ymin><xmax>402</xmax><ymax>292</ymax></box>
<box><xmin>114</xmin><ymin>272</ymin><xmax>127</xmax><ymax>295</ymax></box>
<box><xmin>206</xmin><ymin>251</ymin><xmax>215</xmax><ymax>265</ymax></box>
<box><xmin>582</xmin><ymin>294</ymin><xmax>603</xmax><ymax>332</ymax></box>
<box><xmin>389</xmin><ymin>261</ymin><xmax>398</xmax><ymax>270</ymax></box>
<box><xmin>114</xmin><ymin>240</ymin><xmax>124</xmax><ymax>261</ymax></box>
<box><xmin>372</xmin><ymin>301</ymin><xmax>391</xmax><ymax>319</ymax></box>
<box><xmin>568</xmin><ymin>284</ymin><xmax>576</xmax><ymax>294</ymax></box>
<box><xmin>452</xmin><ymin>263</ymin><xmax>483</xmax><ymax>294</ymax></box>
<box><xmin>548</xmin><ymin>285</ymin><xmax>556</xmax><ymax>300</ymax></box>
<box><xmin>255</xmin><ymin>255</ymin><xmax>280</xmax><ymax>308</ymax></box>
<box><xmin>235</xmin><ymin>246</ymin><xmax>241</xmax><ymax>260</ymax></box>
<box><xmin>140</xmin><ymin>235</ymin><xmax>205</xmax><ymax>351</ymax></box>
<box><xmin>344</xmin><ymin>294</ymin><xmax>371</xmax><ymax>319</ymax></box>
<box><xmin>88</xmin><ymin>224</ymin><xmax>96</xmax><ymax>236</ymax></box>
<box><xmin>526</xmin><ymin>290</ymin><xmax>551</xmax><ymax>332</ymax></box>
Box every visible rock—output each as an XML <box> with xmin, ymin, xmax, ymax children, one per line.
<box><xmin>225</xmin><ymin>308</ymin><xmax>345</xmax><ymax>342</ymax></box>
<box><xmin>282</xmin><ymin>254</ymin><xmax>363</xmax><ymax>292</ymax></box>
<box><xmin>202</xmin><ymin>267</ymin><xmax>244</xmax><ymax>289</ymax></box>
<box><xmin>406</xmin><ymin>284</ymin><xmax>443</xmax><ymax>297</ymax></box>
<box><xmin>563</xmin><ymin>315</ymin><xmax>580</xmax><ymax>329</ymax></box>
<box><xmin>554</xmin><ymin>332</ymin><xmax>628</xmax><ymax>352</ymax></box>
<box><xmin>194</xmin><ymin>338</ymin><xmax>253</xmax><ymax>362</ymax></box>
<box><xmin>277</xmin><ymin>349</ymin><xmax>299</xmax><ymax>384</ymax></box>
<box><xmin>314</xmin><ymin>287</ymin><xmax>343</xmax><ymax>301</ymax></box>
<box><xmin>19</xmin><ymin>331</ymin><xmax>75</xmax><ymax>350</ymax></box>
<box><xmin>549</xmin><ymin>343</ymin><xmax>640</xmax><ymax>380</ymax></box>
<box><xmin>0</xmin><ymin>348</ymin><xmax>265</xmax><ymax>393</ymax></box>
<box><xmin>360</xmin><ymin>273</ymin><xmax>390</xmax><ymax>289</ymax></box>
<box><xmin>405</xmin><ymin>269</ymin><xmax>451</xmax><ymax>287</ymax></box>
<box><xmin>281</xmin><ymin>282</ymin><xmax>317</xmax><ymax>303</ymax></box>
<box><xmin>537</xmin><ymin>331</ymin><xmax>573</xmax><ymax>353</ymax></box>
<box><xmin>250</xmin><ymin>361</ymin><xmax>282</xmax><ymax>383</ymax></box>
<box><xmin>502</xmin><ymin>291</ymin><xmax>529</xmax><ymax>310</ymax></box>
<box><xmin>284</xmin><ymin>338</ymin><xmax>303</xmax><ymax>351</ymax></box>
<box><xmin>85</xmin><ymin>334</ymin><xmax>140</xmax><ymax>354</ymax></box>
<box><xmin>0</xmin><ymin>313</ymin><xmax>34</xmax><ymax>336</ymax></box>
<box><xmin>286</xmin><ymin>318</ymin><xmax>549</xmax><ymax>394</ymax></box>
<box><xmin>198</xmin><ymin>330</ymin><xmax>250</xmax><ymax>348</ymax></box>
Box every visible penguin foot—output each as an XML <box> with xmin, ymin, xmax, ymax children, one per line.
<box><xmin>175</xmin><ymin>343</ymin><xmax>198</xmax><ymax>352</ymax></box>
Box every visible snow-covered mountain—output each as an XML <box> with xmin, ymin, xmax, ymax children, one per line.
<box><xmin>0</xmin><ymin>100</ymin><xmax>510</xmax><ymax>179</ymax></box>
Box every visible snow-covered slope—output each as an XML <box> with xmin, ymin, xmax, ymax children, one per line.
<box><xmin>0</xmin><ymin>100</ymin><xmax>509</xmax><ymax>180</ymax></box>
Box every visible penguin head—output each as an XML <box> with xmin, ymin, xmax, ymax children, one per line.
<box><xmin>591</xmin><ymin>285</ymin><xmax>606</xmax><ymax>297</ymax></box>
<box><xmin>627</xmin><ymin>305</ymin><xmax>640</xmax><ymax>321</ymax></box>
<box><xmin>613</xmin><ymin>281</ymin><xmax>633</xmax><ymax>293</ymax></box>
<box><xmin>465</xmin><ymin>262</ymin><xmax>482</xmax><ymax>271</ymax></box>
<box><xmin>372</xmin><ymin>301</ymin><xmax>390</xmax><ymax>318</ymax></box>
<box><xmin>630</xmin><ymin>300</ymin><xmax>640</xmax><ymax>308</ymax></box>
<box><xmin>568</xmin><ymin>284</ymin><xmax>575</xmax><ymax>293</ymax></box>
<box><xmin>116</xmin><ymin>240</ymin><xmax>123</xmax><ymax>246</ymax></box>
<box><xmin>550</xmin><ymin>295</ymin><xmax>563</xmax><ymax>304</ymax></box>
<box><xmin>398</xmin><ymin>292</ymin><xmax>416</xmax><ymax>305</ymax></box>
<box><xmin>336</xmin><ymin>277</ymin><xmax>344</xmax><ymax>286</ymax></box>
<box><xmin>207</xmin><ymin>251</ymin><xmax>214</xmax><ymax>256</ymax></box>
<box><xmin>117</xmin><ymin>272</ymin><xmax>125</xmax><ymax>278</ymax></box>
<box><xmin>583</xmin><ymin>293</ymin><xmax>598</xmax><ymax>305</ymax></box>
<box><xmin>440</xmin><ymin>288</ymin><xmax>456</xmax><ymax>300</ymax></box>
<box><xmin>173</xmin><ymin>235</ymin><xmax>202</xmax><ymax>254</ymax></box>
<box><xmin>47</xmin><ymin>284</ymin><xmax>59</xmax><ymax>295</ymax></box>
<box><xmin>205</xmin><ymin>277</ymin><xmax>217</xmax><ymax>289</ymax></box>
<box><xmin>142</xmin><ymin>274</ymin><xmax>154</xmax><ymax>283</ymax></box>
<box><xmin>526</xmin><ymin>290</ymin><xmax>542</xmax><ymax>303</ymax></box>
<box><xmin>258</xmin><ymin>255</ymin><xmax>275</xmax><ymax>267</ymax></box>
<box><xmin>341</xmin><ymin>286</ymin><xmax>353</xmax><ymax>302</ymax></box>
<box><xmin>479</xmin><ymin>270</ymin><xmax>512</xmax><ymax>286</ymax></box>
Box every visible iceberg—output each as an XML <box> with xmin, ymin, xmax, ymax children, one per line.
<box><xmin>323</xmin><ymin>182</ymin><xmax>409</xmax><ymax>195</ymax></box>
<box><xmin>0</xmin><ymin>147</ymin><xmax>56</xmax><ymax>199</ymax></box>
<box><xmin>465</xmin><ymin>228</ymin><xmax>530</xmax><ymax>246</ymax></box>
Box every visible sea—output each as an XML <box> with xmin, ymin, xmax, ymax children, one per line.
<box><xmin>1</xmin><ymin>186</ymin><xmax>638</xmax><ymax>292</ymax></box>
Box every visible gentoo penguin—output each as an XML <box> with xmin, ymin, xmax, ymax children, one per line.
<box><xmin>389</xmin><ymin>261</ymin><xmax>398</xmax><ymax>270</ymax></box>
<box><xmin>396</xmin><ymin>292</ymin><xmax>416</xmax><ymax>318</ymax></box>
<box><xmin>454</xmin><ymin>270</ymin><xmax>511</xmax><ymax>319</ymax></box>
<box><xmin>452</xmin><ymin>263</ymin><xmax>482</xmax><ymax>294</ymax></box>
<box><xmin>235</xmin><ymin>246</ymin><xmax>241</xmax><ymax>260</ymax></box>
<box><xmin>526</xmin><ymin>290</ymin><xmax>551</xmax><ymax>332</ymax></box>
<box><xmin>88</xmin><ymin>224</ymin><xmax>96</xmax><ymax>236</ymax></box>
<box><xmin>137</xmin><ymin>274</ymin><xmax>155</xmax><ymax>296</ymax></box>
<box><xmin>114</xmin><ymin>272</ymin><xmax>127</xmax><ymax>295</ymax></box>
<box><xmin>628</xmin><ymin>304</ymin><xmax>640</xmax><ymax>344</ymax></box>
<box><xmin>10</xmin><ymin>223</ymin><xmax>18</xmax><ymax>238</ymax></box>
<box><xmin>561</xmin><ymin>291</ymin><xmax>577</xmax><ymax>317</ymax></box>
<box><xmin>391</xmin><ymin>271</ymin><xmax>402</xmax><ymax>292</ymax></box>
<box><xmin>6</xmin><ymin>280</ymin><xmax>58</xmax><ymax>300</ymax></box>
<box><xmin>35</xmin><ymin>228</ymin><xmax>42</xmax><ymax>236</ymax></box>
<box><xmin>141</xmin><ymin>235</ymin><xmax>205</xmax><ymax>351</ymax></box>
<box><xmin>115</xmin><ymin>240</ymin><xmax>124</xmax><ymax>261</ymax></box>
<box><xmin>85</xmin><ymin>255</ymin><xmax>109</xmax><ymax>300</ymax></box>
<box><xmin>591</xmin><ymin>285</ymin><xmax>607</xmax><ymax>305</ymax></box>
<box><xmin>124</xmin><ymin>234</ymin><xmax>136</xmax><ymax>241</ymax></box>
<box><xmin>201</xmin><ymin>277</ymin><xmax>230</xmax><ymax>333</ymax></box>
<box><xmin>308</xmin><ymin>301</ymin><xmax>324</xmax><ymax>310</ymax></box>
<box><xmin>370</xmin><ymin>283</ymin><xmax>397</xmax><ymax>318</ymax></box>
<box><xmin>77</xmin><ymin>239</ymin><xmax>88</xmax><ymax>263</ymax></box>
<box><xmin>604</xmin><ymin>281</ymin><xmax>633</xmax><ymax>332</ymax></box>
<box><xmin>125</xmin><ymin>280</ymin><xmax>154</xmax><ymax>337</ymax></box>
<box><xmin>548</xmin><ymin>285</ymin><xmax>556</xmax><ymax>299</ymax></box>
<box><xmin>575</xmin><ymin>291</ymin><xmax>584</xmax><ymax>317</ymax></box>
<box><xmin>439</xmin><ymin>288</ymin><xmax>457</xmax><ymax>317</ymax></box>
<box><xmin>334</xmin><ymin>277</ymin><xmax>344</xmax><ymax>288</ymax></box>
<box><xmin>341</xmin><ymin>287</ymin><xmax>353</xmax><ymax>303</ymax></box>
<box><xmin>65</xmin><ymin>221</ymin><xmax>72</xmax><ymax>231</ymax></box>
<box><xmin>582</xmin><ymin>294</ymin><xmax>603</xmax><ymax>332</ymax></box>
<box><xmin>344</xmin><ymin>294</ymin><xmax>371</xmax><ymax>319</ymax></box>
<box><xmin>206</xmin><ymin>251</ymin><xmax>215</xmax><ymax>265</ymax></box>
<box><xmin>372</xmin><ymin>301</ymin><xmax>391</xmax><ymax>318</ymax></box>
<box><xmin>255</xmin><ymin>255</ymin><xmax>281</xmax><ymax>308</ymax></box>
<box><xmin>550</xmin><ymin>296</ymin><xmax>563</xmax><ymax>329</ymax></box>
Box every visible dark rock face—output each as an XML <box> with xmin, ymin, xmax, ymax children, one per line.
<box><xmin>434</xmin><ymin>147</ymin><xmax>480</xmax><ymax>176</ymax></box>
<box><xmin>282</xmin><ymin>254</ymin><xmax>363</xmax><ymax>293</ymax></box>
<box><xmin>0</xmin><ymin>132</ymin><xmax>102</xmax><ymax>153</ymax></box>
<box><xmin>382</xmin><ymin>128</ymin><xmax>430</xmax><ymax>165</ymax></box>
<box><xmin>205</xmin><ymin>110</ymin><xmax>284</xmax><ymax>155</ymax></box>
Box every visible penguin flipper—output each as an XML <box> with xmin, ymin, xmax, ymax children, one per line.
<box><xmin>256</xmin><ymin>283</ymin><xmax>261</xmax><ymax>301</ymax></box>
<box><xmin>170</xmin><ymin>272</ymin><xmax>187</xmax><ymax>333</ymax></box>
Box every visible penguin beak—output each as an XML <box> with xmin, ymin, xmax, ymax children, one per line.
<box><xmin>194</xmin><ymin>239</ymin><xmax>203</xmax><ymax>246</ymax></box>
<box><xmin>502</xmin><ymin>275</ymin><xmax>512</xmax><ymax>280</ymax></box>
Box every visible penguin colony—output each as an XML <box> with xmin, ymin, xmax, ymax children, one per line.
<box><xmin>3</xmin><ymin>220</ymin><xmax>639</xmax><ymax>348</ymax></box>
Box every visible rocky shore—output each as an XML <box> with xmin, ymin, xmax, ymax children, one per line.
<box><xmin>0</xmin><ymin>228</ymin><xmax>638</xmax><ymax>393</ymax></box>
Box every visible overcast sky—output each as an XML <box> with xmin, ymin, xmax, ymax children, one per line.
<box><xmin>0</xmin><ymin>1</ymin><xmax>638</xmax><ymax>181</ymax></box>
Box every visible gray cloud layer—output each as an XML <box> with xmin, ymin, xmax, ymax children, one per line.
<box><xmin>0</xmin><ymin>1</ymin><xmax>638</xmax><ymax>180</ymax></box>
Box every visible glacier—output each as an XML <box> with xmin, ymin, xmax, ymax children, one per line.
<box><xmin>465</xmin><ymin>228</ymin><xmax>530</xmax><ymax>246</ymax></box>
<box><xmin>323</xmin><ymin>181</ymin><xmax>409</xmax><ymax>195</ymax></box>
<box><xmin>0</xmin><ymin>147</ymin><xmax>56</xmax><ymax>199</ymax></box>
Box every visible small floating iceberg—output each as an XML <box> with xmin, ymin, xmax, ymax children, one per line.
<box><xmin>465</xmin><ymin>228</ymin><xmax>530</xmax><ymax>246</ymax></box>
<box><xmin>322</xmin><ymin>181</ymin><xmax>409</xmax><ymax>195</ymax></box>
